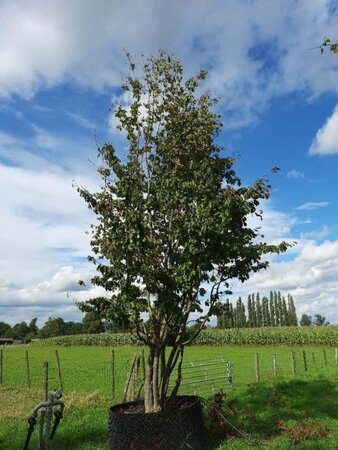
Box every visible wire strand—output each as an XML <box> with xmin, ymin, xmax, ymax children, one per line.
<box><xmin>200</xmin><ymin>397</ymin><xmax>265</xmax><ymax>449</ymax></box>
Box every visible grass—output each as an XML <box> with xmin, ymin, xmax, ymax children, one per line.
<box><xmin>0</xmin><ymin>344</ymin><xmax>337</xmax><ymax>449</ymax></box>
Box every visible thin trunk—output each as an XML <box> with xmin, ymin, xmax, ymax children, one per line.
<box><xmin>152</xmin><ymin>349</ymin><xmax>160</xmax><ymax>412</ymax></box>
<box><xmin>144</xmin><ymin>349</ymin><xmax>154</xmax><ymax>413</ymax></box>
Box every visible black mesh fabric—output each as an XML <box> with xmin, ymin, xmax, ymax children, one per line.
<box><xmin>108</xmin><ymin>395</ymin><xmax>205</xmax><ymax>450</ymax></box>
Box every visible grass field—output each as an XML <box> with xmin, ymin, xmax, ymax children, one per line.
<box><xmin>0</xmin><ymin>344</ymin><xmax>337</xmax><ymax>449</ymax></box>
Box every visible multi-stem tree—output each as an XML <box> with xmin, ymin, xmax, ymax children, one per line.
<box><xmin>78</xmin><ymin>52</ymin><xmax>289</xmax><ymax>413</ymax></box>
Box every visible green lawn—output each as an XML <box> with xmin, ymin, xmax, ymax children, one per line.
<box><xmin>0</xmin><ymin>345</ymin><xmax>337</xmax><ymax>449</ymax></box>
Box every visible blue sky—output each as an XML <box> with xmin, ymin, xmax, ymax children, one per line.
<box><xmin>0</xmin><ymin>0</ymin><xmax>338</xmax><ymax>326</ymax></box>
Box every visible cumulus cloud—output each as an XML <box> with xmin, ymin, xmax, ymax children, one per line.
<box><xmin>296</xmin><ymin>201</ymin><xmax>329</xmax><ymax>210</ymax></box>
<box><xmin>0</xmin><ymin>0</ymin><xmax>338</xmax><ymax>127</ymax></box>
<box><xmin>238</xmin><ymin>239</ymin><xmax>338</xmax><ymax>323</ymax></box>
<box><xmin>309</xmin><ymin>105</ymin><xmax>338</xmax><ymax>155</ymax></box>
<box><xmin>0</xmin><ymin>266</ymin><xmax>107</xmax><ymax>326</ymax></box>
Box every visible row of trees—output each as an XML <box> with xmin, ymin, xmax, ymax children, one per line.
<box><xmin>0</xmin><ymin>312</ymin><xmax>109</xmax><ymax>340</ymax></box>
<box><xmin>216</xmin><ymin>291</ymin><xmax>298</xmax><ymax>328</ymax></box>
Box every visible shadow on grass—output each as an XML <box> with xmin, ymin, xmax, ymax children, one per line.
<box><xmin>206</xmin><ymin>376</ymin><xmax>338</xmax><ymax>448</ymax></box>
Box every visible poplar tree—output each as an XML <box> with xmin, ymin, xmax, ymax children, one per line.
<box><xmin>287</xmin><ymin>294</ymin><xmax>298</xmax><ymax>326</ymax></box>
<box><xmin>269</xmin><ymin>291</ymin><xmax>275</xmax><ymax>327</ymax></box>
<box><xmin>274</xmin><ymin>291</ymin><xmax>279</xmax><ymax>326</ymax></box>
<box><xmin>262</xmin><ymin>296</ymin><xmax>270</xmax><ymax>327</ymax></box>
<box><xmin>281</xmin><ymin>295</ymin><xmax>288</xmax><ymax>326</ymax></box>
<box><xmin>256</xmin><ymin>293</ymin><xmax>262</xmax><ymax>327</ymax></box>
<box><xmin>247</xmin><ymin>294</ymin><xmax>253</xmax><ymax>327</ymax></box>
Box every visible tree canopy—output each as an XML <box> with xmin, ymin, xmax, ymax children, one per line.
<box><xmin>78</xmin><ymin>52</ymin><xmax>290</xmax><ymax>412</ymax></box>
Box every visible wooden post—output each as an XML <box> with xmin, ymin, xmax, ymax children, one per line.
<box><xmin>25</xmin><ymin>350</ymin><xmax>31</xmax><ymax>388</ymax></box>
<box><xmin>122</xmin><ymin>355</ymin><xmax>137</xmax><ymax>402</ymax></box>
<box><xmin>335</xmin><ymin>348</ymin><xmax>338</xmax><ymax>365</ymax></box>
<box><xmin>111</xmin><ymin>350</ymin><xmax>115</xmax><ymax>399</ymax></box>
<box><xmin>0</xmin><ymin>348</ymin><xmax>3</xmax><ymax>385</ymax></box>
<box><xmin>312</xmin><ymin>352</ymin><xmax>316</xmax><ymax>366</ymax></box>
<box><xmin>302</xmin><ymin>350</ymin><xmax>307</xmax><ymax>372</ymax></box>
<box><xmin>291</xmin><ymin>351</ymin><xmax>296</xmax><ymax>375</ymax></box>
<box><xmin>255</xmin><ymin>353</ymin><xmax>260</xmax><ymax>382</ymax></box>
<box><xmin>55</xmin><ymin>350</ymin><xmax>63</xmax><ymax>391</ymax></box>
<box><xmin>323</xmin><ymin>348</ymin><xmax>327</xmax><ymax>366</ymax></box>
<box><xmin>272</xmin><ymin>354</ymin><xmax>277</xmax><ymax>377</ymax></box>
<box><xmin>43</xmin><ymin>362</ymin><xmax>49</xmax><ymax>401</ymax></box>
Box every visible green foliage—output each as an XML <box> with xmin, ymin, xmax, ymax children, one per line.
<box><xmin>217</xmin><ymin>291</ymin><xmax>299</xmax><ymax>329</ymax></box>
<box><xmin>76</xmin><ymin>52</ymin><xmax>291</xmax><ymax>411</ymax></box>
<box><xmin>37</xmin><ymin>325</ymin><xmax>338</xmax><ymax>347</ymax></box>
<box><xmin>193</xmin><ymin>326</ymin><xmax>338</xmax><ymax>346</ymax></box>
<box><xmin>77</xmin><ymin>51</ymin><xmax>289</xmax><ymax>346</ymax></box>
<box><xmin>0</xmin><ymin>321</ymin><xmax>12</xmax><ymax>337</ymax></box>
<box><xmin>314</xmin><ymin>314</ymin><xmax>327</xmax><ymax>326</ymax></box>
<box><xmin>300</xmin><ymin>314</ymin><xmax>312</xmax><ymax>327</ymax></box>
<box><xmin>38</xmin><ymin>332</ymin><xmax>137</xmax><ymax>347</ymax></box>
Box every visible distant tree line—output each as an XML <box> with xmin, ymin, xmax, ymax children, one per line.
<box><xmin>216</xmin><ymin>291</ymin><xmax>298</xmax><ymax>328</ymax></box>
<box><xmin>0</xmin><ymin>310</ymin><xmax>129</xmax><ymax>341</ymax></box>
<box><xmin>0</xmin><ymin>293</ymin><xmax>329</xmax><ymax>339</ymax></box>
<box><xmin>299</xmin><ymin>313</ymin><xmax>329</xmax><ymax>327</ymax></box>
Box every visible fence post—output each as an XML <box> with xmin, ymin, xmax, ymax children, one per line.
<box><xmin>312</xmin><ymin>352</ymin><xmax>316</xmax><ymax>366</ymax></box>
<box><xmin>226</xmin><ymin>361</ymin><xmax>233</xmax><ymax>389</ymax></box>
<box><xmin>302</xmin><ymin>350</ymin><xmax>307</xmax><ymax>372</ymax></box>
<box><xmin>255</xmin><ymin>353</ymin><xmax>260</xmax><ymax>382</ymax></box>
<box><xmin>43</xmin><ymin>361</ymin><xmax>49</xmax><ymax>401</ymax></box>
<box><xmin>323</xmin><ymin>348</ymin><xmax>327</xmax><ymax>366</ymax></box>
<box><xmin>335</xmin><ymin>348</ymin><xmax>338</xmax><ymax>366</ymax></box>
<box><xmin>0</xmin><ymin>348</ymin><xmax>3</xmax><ymax>385</ymax></box>
<box><xmin>25</xmin><ymin>350</ymin><xmax>31</xmax><ymax>388</ymax></box>
<box><xmin>123</xmin><ymin>355</ymin><xmax>137</xmax><ymax>402</ymax></box>
<box><xmin>111</xmin><ymin>350</ymin><xmax>115</xmax><ymax>399</ymax></box>
<box><xmin>55</xmin><ymin>350</ymin><xmax>63</xmax><ymax>391</ymax></box>
<box><xmin>272</xmin><ymin>354</ymin><xmax>277</xmax><ymax>377</ymax></box>
<box><xmin>291</xmin><ymin>351</ymin><xmax>296</xmax><ymax>375</ymax></box>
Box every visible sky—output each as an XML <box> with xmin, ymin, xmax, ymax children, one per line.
<box><xmin>0</xmin><ymin>0</ymin><xmax>338</xmax><ymax>326</ymax></box>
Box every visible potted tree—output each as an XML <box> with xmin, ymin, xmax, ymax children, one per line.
<box><xmin>77</xmin><ymin>52</ymin><xmax>289</xmax><ymax>449</ymax></box>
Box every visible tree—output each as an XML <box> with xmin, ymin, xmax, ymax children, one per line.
<box><xmin>256</xmin><ymin>293</ymin><xmax>262</xmax><ymax>327</ymax></box>
<box><xmin>262</xmin><ymin>296</ymin><xmax>270</xmax><ymax>327</ymax></box>
<box><xmin>82</xmin><ymin>312</ymin><xmax>104</xmax><ymax>334</ymax></box>
<box><xmin>12</xmin><ymin>321</ymin><xmax>30</xmax><ymax>339</ymax></box>
<box><xmin>39</xmin><ymin>317</ymin><xmax>66</xmax><ymax>338</ymax></box>
<box><xmin>26</xmin><ymin>318</ymin><xmax>39</xmax><ymax>339</ymax></box>
<box><xmin>77</xmin><ymin>52</ymin><xmax>289</xmax><ymax>413</ymax></box>
<box><xmin>77</xmin><ymin>296</ymin><xmax>130</xmax><ymax>332</ymax></box>
<box><xmin>287</xmin><ymin>294</ymin><xmax>297</xmax><ymax>326</ymax></box>
<box><xmin>270</xmin><ymin>291</ymin><xmax>275</xmax><ymax>327</ymax></box>
<box><xmin>0</xmin><ymin>321</ymin><xmax>11</xmax><ymax>337</ymax></box>
<box><xmin>300</xmin><ymin>314</ymin><xmax>312</xmax><ymax>326</ymax></box>
<box><xmin>313</xmin><ymin>314</ymin><xmax>326</xmax><ymax>326</ymax></box>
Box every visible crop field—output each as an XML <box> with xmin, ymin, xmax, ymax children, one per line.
<box><xmin>0</xmin><ymin>342</ymin><xmax>337</xmax><ymax>449</ymax></box>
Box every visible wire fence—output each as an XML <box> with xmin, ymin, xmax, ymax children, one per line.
<box><xmin>0</xmin><ymin>346</ymin><xmax>336</xmax><ymax>400</ymax></box>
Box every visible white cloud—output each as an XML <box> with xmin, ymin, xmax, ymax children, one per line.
<box><xmin>67</xmin><ymin>112</ymin><xmax>96</xmax><ymax>131</ymax></box>
<box><xmin>0</xmin><ymin>1</ymin><xmax>337</xmax><ymax>127</ymax></box>
<box><xmin>286</xmin><ymin>170</ymin><xmax>305</xmax><ymax>179</ymax></box>
<box><xmin>300</xmin><ymin>225</ymin><xmax>330</xmax><ymax>241</ymax></box>
<box><xmin>310</xmin><ymin>105</ymin><xmax>338</xmax><ymax>155</ymax></box>
<box><xmin>0</xmin><ymin>266</ymin><xmax>107</xmax><ymax>326</ymax></box>
<box><xmin>296</xmin><ymin>201</ymin><xmax>329</xmax><ymax>210</ymax></box>
<box><xmin>238</xmin><ymin>239</ymin><xmax>338</xmax><ymax>323</ymax></box>
<box><xmin>0</xmin><ymin>161</ymin><xmax>97</xmax><ymax>284</ymax></box>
